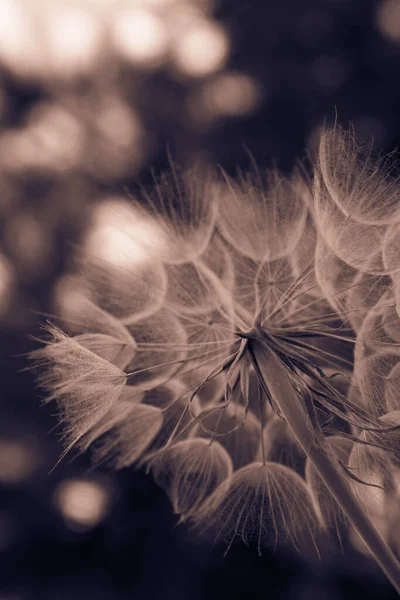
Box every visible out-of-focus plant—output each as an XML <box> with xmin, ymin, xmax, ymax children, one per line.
<box><xmin>30</xmin><ymin>125</ymin><xmax>400</xmax><ymax>593</ymax></box>
<box><xmin>0</xmin><ymin>0</ymin><xmax>265</xmax><ymax>332</ymax></box>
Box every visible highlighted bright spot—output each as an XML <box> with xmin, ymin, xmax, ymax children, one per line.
<box><xmin>47</xmin><ymin>6</ymin><xmax>102</xmax><ymax>76</ymax></box>
<box><xmin>377</xmin><ymin>0</ymin><xmax>400</xmax><ymax>44</ymax></box>
<box><xmin>112</xmin><ymin>8</ymin><xmax>169</xmax><ymax>67</ymax></box>
<box><xmin>173</xmin><ymin>20</ymin><xmax>229</xmax><ymax>77</ymax></box>
<box><xmin>0</xmin><ymin>438</ymin><xmax>40</xmax><ymax>484</ymax></box>
<box><xmin>0</xmin><ymin>0</ymin><xmax>40</xmax><ymax>78</ymax></box>
<box><xmin>201</xmin><ymin>72</ymin><xmax>262</xmax><ymax>117</ymax></box>
<box><xmin>55</xmin><ymin>478</ymin><xmax>110</xmax><ymax>529</ymax></box>
<box><xmin>85</xmin><ymin>198</ymin><xmax>166</xmax><ymax>267</ymax></box>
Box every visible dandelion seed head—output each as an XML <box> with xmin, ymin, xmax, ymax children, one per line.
<box><xmin>30</xmin><ymin>132</ymin><xmax>400</xmax><ymax>575</ymax></box>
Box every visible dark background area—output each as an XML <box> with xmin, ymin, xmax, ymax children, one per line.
<box><xmin>1</xmin><ymin>0</ymin><xmax>400</xmax><ymax>598</ymax></box>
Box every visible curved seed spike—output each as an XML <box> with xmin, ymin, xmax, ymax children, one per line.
<box><xmin>191</xmin><ymin>461</ymin><xmax>321</xmax><ymax>557</ymax></box>
<box><xmin>150</xmin><ymin>438</ymin><xmax>233</xmax><ymax>519</ymax></box>
<box><xmin>318</xmin><ymin>124</ymin><xmax>400</xmax><ymax>225</ymax></box>
<box><xmin>91</xmin><ymin>403</ymin><xmax>163</xmax><ymax>469</ymax></box>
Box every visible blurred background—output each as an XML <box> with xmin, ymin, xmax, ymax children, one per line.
<box><xmin>1</xmin><ymin>0</ymin><xmax>400</xmax><ymax>597</ymax></box>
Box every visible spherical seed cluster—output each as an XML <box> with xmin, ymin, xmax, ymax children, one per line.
<box><xmin>31</xmin><ymin>126</ymin><xmax>400</xmax><ymax>560</ymax></box>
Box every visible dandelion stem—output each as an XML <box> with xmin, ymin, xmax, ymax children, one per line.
<box><xmin>249</xmin><ymin>338</ymin><xmax>400</xmax><ymax>595</ymax></box>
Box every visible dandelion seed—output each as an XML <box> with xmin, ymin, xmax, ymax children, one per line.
<box><xmin>345</xmin><ymin>269</ymin><xmax>392</xmax><ymax>333</ymax></box>
<box><xmin>354</xmin><ymin>350</ymin><xmax>400</xmax><ymax>416</ymax></box>
<box><xmin>314</xmin><ymin>234</ymin><xmax>358</xmax><ymax>320</ymax></box>
<box><xmin>314</xmin><ymin>170</ymin><xmax>388</xmax><ymax>273</ymax></box>
<box><xmin>150</xmin><ymin>438</ymin><xmax>233</xmax><ymax>520</ymax></box>
<box><xmin>217</xmin><ymin>167</ymin><xmax>308</xmax><ymax>262</ymax></box>
<box><xmin>382</xmin><ymin>221</ymin><xmax>400</xmax><ymax>272</ymax></box>
<box><xmin>382</xmin><ymin>222</ymin><xmax>400</xmax><ymax>318</ymax></box>
<box><xmin>132</xmin><ymin>162</ymin><xmax>220</xmax><ymax>264</ymax></box>
<box><xmin>89</xmin><ymin>402</ymin><xmax>164</xmax><ymax>469</ymax></box>
<box><xmin>31</xmin><ymin>325</ymin><xmax>127</xmax><ymax>454</ymax></box>
<box><xmin>382</xmin><ymin>305</ymin><xmax>400</xmax><ymax>343</ymax></box>
<box><xmin>77</xmin><ymin>249</ymin><xmax>168</xmax><ymax>322</ymax></box>
<box><xmin>318</xmin><ymin>124</ymin><xmax>400</xmax><ymax>225</ymax></box>
<box><xmin>123</xmin><ymin>309</ymin><xmax>188</xmax><ymax>389</ymax></box>
<box><xmin>165</xmin><ymin>257</ymin><xmax>232</xmax><ymax>316</ymax></box>
<box><xmin>79</xmin><ymin>386</ymin><xmax>145</xmax><ymax>452</ymax></box>
<box><xmin>192</xmin><ymin>461</ymin><xmax>321</xmax><ymax>556</ymax></box>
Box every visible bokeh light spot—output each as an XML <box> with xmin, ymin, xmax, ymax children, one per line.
<box><xmin>0</xmin><ymin>438</ymin><xmax>40</xmax><ymax>484</ymax></box>
<box><xmin>46</xmin><ymin>5</ymin><xmax>103</xmax><ymax>76</ymax></box>
<box><xmin>111</xmin><ymin>7</ymin><xmax>169</xmax><ymax>68</ymax></box>
<box><xmin>0</xmin><ymin>0</ymin><xmax>40</xmax><ymax>78</ymax></box>
<box><xmin>200</xmin><ymin>72</ymin><xmax>262</xmax><ymax>117</ymax></box>
<box><xmin>55</xmin><ymin>478</ymin><xmax>111</xmax><ymax>529</ymax></box>
<box><xmin>377</xmin><ymin>0</ymin><xmax>400</xmax><ymax>44</ymax></box>
<box><xmin>84</xmin><ymin>198</ymin><xmax>167</xmax><ymax>268</ymax></box>
<box><xmin>172</xmin><ymin>20</ymin><xmax>230</xmax><ymax>77</ymax></box>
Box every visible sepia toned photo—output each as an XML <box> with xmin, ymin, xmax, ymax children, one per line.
<box><xmin>2</xmin><ymin>1</ymin><xmax>400</xmax><ymax>598</ymax></box>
